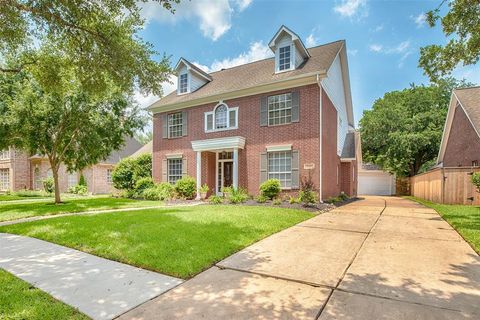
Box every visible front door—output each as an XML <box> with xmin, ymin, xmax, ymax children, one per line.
<box><xmin>223</xmin><ymin>161</ymin><xmax>233</xmax><ymax>189</ymax></box>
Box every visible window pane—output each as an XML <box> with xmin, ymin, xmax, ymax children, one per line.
<box><xmin>168</xmin><ymin>112</ymin><xmax>183</xmax><ymax>138</ymax></box>
<box><xmin>168</xmin><ymin>159</ymin><xmax>183</xmax><ymax>184</ymax></box>
<box><xmin>267</xmin><ymin>93</ymin><xmax>292</xmax><ymax>126</ymax></box>
<box><xmin>229</xmin><ymin>109</ymin><xmax>236</xmax><ymax>127</ymax></box>
<box><xmin>0</xmin><ymin>168</ymin><xmax>10</xmax><ymax>190</ymax></box>
<box><xmin>215</xmin><ymin>105</ymin><xmax>228</xmax><ymax>129</ymax></box>
<box><xmin>267</xmin><ymin>151</ymin><xmax>292</xmax><ymax>188</ymax></box>
<box><xmin>179</xmin><ymin>74</ymin><xmax>188</xmax><ymax>93</ymax></box>
<box><xmin>279</xmin><ymin>46</ymin><xmax>291</xmax><ymax>71</ymax></box>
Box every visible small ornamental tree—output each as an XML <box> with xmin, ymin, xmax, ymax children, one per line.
<box><xmin>111</xmin><ymin>154</ymin><xmax>152</xmax><ymax>192</ymax></box>
<box><xmin>471</xmin><ymin>172</ymin><xmax>480</xmax><ymax>193</ymax></box>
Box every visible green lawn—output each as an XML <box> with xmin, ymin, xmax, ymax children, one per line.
<box><xmin>0</xmin><ymin>269</ymin><xmax>88</xmax><ymax>320</ymax></box>
<box><xmin>0</xmin><ymin>205</ymin><xmax>313</xmax><ymax>278</ymax></box>
<box><xmin>407</xmin><ymin>196</ymin><xmax>480</xmax><ymax>254</ymax></box>
<box><xmin>0</xmin><ymin>194</ymin><xmax>28</xmax><ymax>201</ymax></box>
<box><xmin>0</xmin><ymin>197</ymin><xmax>160</xmax><ymax>222</ymax></box>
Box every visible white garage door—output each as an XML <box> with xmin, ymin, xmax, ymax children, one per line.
<box><xmin>358</xmin><ymin>171</ymin><xmax>395</xmax><ymax>195</ymax></box>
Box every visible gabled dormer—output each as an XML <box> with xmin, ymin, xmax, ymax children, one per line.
<box><xmin>174</xmin><ymin>58</ymin><xmax>212</xmax><ymax>95</ymax></box>
<box><xmin>268</xmin><ymin>25</ymin><xmax>310</xmax><ymax>73</ymax></box>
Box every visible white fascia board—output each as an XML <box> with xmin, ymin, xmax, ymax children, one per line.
<box><xmin>191</xmin><ymin>136</ymin><xmax>246</xmax><ymax>152</ymax></box>
<box><xmin>266</xmin><ymin>144</ymin><xmax>292</xmax><ymax>152</ymax></box>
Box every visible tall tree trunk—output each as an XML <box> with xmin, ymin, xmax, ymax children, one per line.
<box><xmin>48</xmin><ymin>158</ymin><xmax>62</xmax><ymax>204</ymax></box>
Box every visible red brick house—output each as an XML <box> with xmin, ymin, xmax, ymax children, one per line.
<box><xmin>0</xmin><ymin>137</ymin><xmax>142</xmax><ymax>194</ymax></box>
<box><xmin>437</xmin><ymin>86</ymin><xmax>480</xmax><ymax>167</ymax></box>
<box><xmin>150</xmin><ymin>26</ymin><xmax>357</xmax><ymax>201</ymax></box>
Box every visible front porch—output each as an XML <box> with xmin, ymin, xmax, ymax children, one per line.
<box><xmin>191</xmin><ymin>136</ymin><xmax>246</xmax><ymax>199</ymax></box>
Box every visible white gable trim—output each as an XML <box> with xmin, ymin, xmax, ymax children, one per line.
<box><xmin>437</xmin><ymin>91</ymin><xmax>480</xmax><ymax>164</ymax></box>
<box><xmin>174</xmin><ymin>58</ymin><xmax>212</xmax><ymax>82</ymax></box>
<box><xmin>268</xmin><ymin>25</ymin><xmax>310</xmax><ymax>58</ymax></box>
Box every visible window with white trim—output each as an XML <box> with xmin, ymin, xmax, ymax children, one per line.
<box><xmin>205</xmin><ymin>103</ymin><xmax>238</xmax><ymax>132</ymax></box>
<box><xmin>0</xmin><ymin>168</ymin><xmax>9</xmax><ymax>191</ymax></box>
<box><xmin>268</xmin><ymin>151</ymin><xmax>292</xmax><ymax>188</ymax></box>
<box><xmin>268</xmin><ymin>93</ymin><xmax>292</xmax><ymax>126</ymax></box>
<box><xmin>0</xmin><ymin>149</ymin><xmax>9</xmax><ymax>160</ymax></box>
<box><xmin>179</xmin><ymin>73</ymin><xmax>188</xmax><ymax>94</ymax></box>
<box><xmin>68</xmin><ymin>172</ymin><xmax>77</xmax><ymax>188</ymax></box>
<box><xmin>278</xmin><ymin>45</ymin><xmax>291</xmax><ymax>71</ymax></box>
<box><xmin>168</xmin><ymin>112</ymin><xmax>184</xmax><ymax>138</ymax></box>
<box><xmin>107</xmin><ymin>169</ymin><xmax>113</xmax><ymax>184</ymax></box>
<box><xmin>168</xmin><ymin>158</ymin><xmax>183</xmax><ymax>184</ymax></box>
<box><xmin>34</xmin><ymin>167</ymin><xmax>42</xmax><ymax>190</ymax></box>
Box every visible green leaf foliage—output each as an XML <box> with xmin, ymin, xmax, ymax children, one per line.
<box><xmin>360</xmin><ymin>78</ymin><xmax>472</xmax><ymax>177</ymax></box>
<box><xmin>174</xmin><ymin>176</ymin><xmax>196</xmax><ymax>200</ymax></box>
<box><xmin>259</xmin><ymin>179</ymin><xmax>281</xmax><ymax>199</ymax></box>
<box><xmin>419</xmin><ymin>0</ymin><xmax>480</xmax><ymax>82</ymax></box>
<box><xmin>112</xmin><ymin>154</ymin><xmax>152</xmax><ymax>191</ymax></box>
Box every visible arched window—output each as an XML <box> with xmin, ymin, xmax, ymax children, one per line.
<box><xmin>215</xmin><ymin>104</ymin><xmax>228</xmax><ymax>129</ymax></box>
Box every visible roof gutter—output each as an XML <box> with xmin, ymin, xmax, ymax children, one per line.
<box><xmin>149</xmin><ymin>71</ymin><xmax>327</xmax><ymax>114</ymax></box>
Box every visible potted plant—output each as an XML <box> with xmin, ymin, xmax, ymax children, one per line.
<box><xmin>200</xmin><ymin>184</ymin><xmax>210</xmax><ymax>200</ymax></box>
<box><xmin>222</xmin><ymin>186</ymin><xmax>233</xmax><ymax>199</ymax></box>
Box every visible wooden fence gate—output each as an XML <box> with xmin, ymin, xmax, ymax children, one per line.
<box><xmin>410</xmin><ymin>167</ymin><xmax>480</xmax><ymax>205</ymax></box>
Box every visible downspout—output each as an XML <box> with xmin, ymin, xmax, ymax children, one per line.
<box><xmin>317</xmin><ymin>74</ymin><xmax>323</xmax><ymax>202</ymax></box>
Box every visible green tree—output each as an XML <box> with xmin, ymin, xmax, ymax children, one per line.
<box><xmin>360</xmin><ymin>78</ymin><xmax>472</xmax><ymax>177</ymax></box>
<box><xmin>112</xmin><ymin>154</ymin><xmax>152</xmax><ymax>192</ymax></box>
<box><xmin>0</xmin><ymin>71</ymin><xmax>144</xmax><ymax>203</ymax></box>
<box><xmin>0</xmin><ymin>0</ymin><xmax>178</xmax><ymax>96</ymax></box>
<box><xmin>419</xmin><ymin>0</ymin><xmax>480</xmax><ymax>82</ymax></box>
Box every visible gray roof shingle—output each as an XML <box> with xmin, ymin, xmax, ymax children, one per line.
<box><xmin>341</xmin><ymin>132</ymin><xmax>355</xmax><ymax>159</ymax></box>
<box><xmin>454</xmin><ymin>86</ymin><xmax>480</xmax><ymax>135</ymax></box>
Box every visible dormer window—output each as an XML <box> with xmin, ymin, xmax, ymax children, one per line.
<box><xmin>179</xmin><ymin>73</ymin><xmax>188</xmax><ymax>94</ymax></box>
<box><xmin>279</xmin><ymin>46</ymin><xmax>291</xmax><ymax>71</ymax></box>
<box><xmin>205</xmin><ymin>102</ymin><xmax>238</xmax><ymax>132</ymax></box>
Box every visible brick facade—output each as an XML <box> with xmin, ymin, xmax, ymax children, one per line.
<box><xmin>153</xmin><ymin>84</ymin><xmax>357</xmax><ymax>199</ymax></box>
<box><xmin>443</xmin><ymin>104</ymin><xmax>480</xmax><ymax>167</ymax></box>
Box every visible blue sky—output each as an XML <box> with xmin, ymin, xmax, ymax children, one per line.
<box><xmin>137</xmin><ymin>0</ymin><xmax>479</xmax><ymax>126</ymax></box>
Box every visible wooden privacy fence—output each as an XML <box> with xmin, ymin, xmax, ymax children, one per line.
<box><xmin>410</xmin><ymin>167</ymin><xmax>480</xmax><ymax>205</ymax></box>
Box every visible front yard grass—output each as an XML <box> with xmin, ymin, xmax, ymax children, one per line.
<box><xmin>0</xmin><ymin>205</ymin><xmax>313</xmax><ymax>279</ymax></box>
<box><xmin>0</xmin><ymin>197</ymin><xmax>160</xmax><ymax>222</ymax></box>
<box><xmin>0</xmin><ymin>269</ymin><xmax>88</xmax><ymax>320</ymax></box>
<box><xmin>407</xmin><ymin>196</ymin><xmax>480</xmax><ymax>254</ymax></box>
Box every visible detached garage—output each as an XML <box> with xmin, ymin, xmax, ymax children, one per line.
<box><xmin>358</xmin><ymin>164</ymin><xmax>396</xmax><ymax>196</ymax></box>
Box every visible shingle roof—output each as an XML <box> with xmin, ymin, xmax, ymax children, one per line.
<box><xmin>153</xmin><ymin>40</ymin><xmax>344</xmax><ymax>109</ymax></box>
<box><xmin>104</xmin><ymin>137</ymin><xmax>143</xmax><ymax>164</ymax></box>
<box><xmin>341</xmin><ymin>132</ymin><xmax>355</xmax><ymax>158</ymax></box>
<box><xmin>130</xmin><ymin>140</ymin><xmax>152</xmax><ymax>158</ymax></box>
<box><xmin>454</xmin><ymin>86</ymin><xmax>480</xmax><ymax>135</ymax></box>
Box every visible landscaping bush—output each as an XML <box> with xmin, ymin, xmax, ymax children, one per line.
<box><xmin>288</xmin><ymin>196</ymin><xmax>300</xmax><ymax>204</ymax></box>
<box><xmin>472</xmin><ymin>172</ymin><xmax>480</xmax><ymax>192</ymax></box>
<box><xmin>14</xmin><ymin>190</ymin><xmax>46</xmax><ymax>198</ymax></box>
<box><xmin>228</xmin><ymin>188</ymin><xmax>249</xmax><ymax>204</ymax></box>
<box><xmin>135</xmin><ymin>177</ymin><xmax>155</xmax><ymax>196</ymax></box>
<box><xmin>339</xmin><ymin>191</ymin><xmax>349</xmax><ymax>201</ymax></box>
<box><xmin>255</xmin><ymin>195</ymin><xmax>267</xmax><ymax>203</ymax></box>
<box><xmin>174</xmin><ymin>176</ymin><xmax>196</xmax><ymax>199</ymax></box>
<box><xmin>209</xmin><ymin>195</ymin><xmax>223</xmax><ymax>204</ymax></box>
<box><xmin>42</xmin><ymin>177</ymin><xmax>55</xmax><ymax>194</ymax></box>
<box><xmin>273</xmin><ymin>198</ymin><xmax>282</xmax><ymax>205</ymax></box>
<box><xmin>143</xmin><ymin>182</ymin><xmax>174</xmax><ymax>201</ymax></box>
<box><xmin>78</xmin><ymin>174</ymin><xmax>87</xmax><ymax>186</ymax></box>
<box><xmin>67</xmin><ymin>184</ymin><xmax>88</xmax><ymax>195</ymax></box>
<box><xmin>299</xmin><ymin>174</ymin><xmax>317</xmax><ymax>207</ymax></box>
<box><xmin>259</xmin><ymin>179</ymin><xmax>281</xmax><ymax>199</ymax></box>
<box><xmin>112</xmin><ymin>154</ymin><xmax>152</xmax><ymax>192</ymax></box>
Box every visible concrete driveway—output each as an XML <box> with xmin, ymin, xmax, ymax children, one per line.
<box><xmin>119</xmin><ymin>196</ymin><xmax>480</xmax><ymax>320</ymax></box>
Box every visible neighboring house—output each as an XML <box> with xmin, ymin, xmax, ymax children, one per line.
<box><xmin>0</xmin><ymin>137</ymin><xmax>143</xmax><ymax>193</ymax></box>
<box><xmin>437</xmin><ymin>86</ymin><xmax>480</xmax><ymax>167</ymax></box>
<box><xmin>356</xmin><ymin>131</ymin><xmax>396</xmax><ymax>195</ymax></box>
<box><xmin>149</xmin><ymin>26</ymin><xmax>358</xmax><ymax>200</ymax></box>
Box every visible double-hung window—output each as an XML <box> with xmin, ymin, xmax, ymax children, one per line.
<box><xmin>205</xmin><ymin>103</ymin><xmax>238</xmax><ymax>132</ymax></box>
<box><xmin>0</xmin><ymin>168</ymin><xmax>9</xmax><ymax>191</ymax></box>
<box><xmin>278</xmin><ymin>46</ymin><xmax>291</xmax><ymax>71</ymax></box>
<box><xmin>179</xmin><ymin>73</ymin><xmax>188</xmax><ymax>94</ymax></box>
<box><xmin>168</xmin><ymin>158</ymin><xmax>183</xmax><ymax>184</ymax></box>
<box><xmin>168</xmin><ymin>112</ymin><xmax>184</xmax><ymax>138</ymax></box>
<box><xmin>0</xmin><ymin>149</ymin><xmax>9</xmax><ymax>160</ymax></box>
<box><xmin>268</xmin><ymin>151</ymin><xmax>292</xmax><ymax>188</ymax></box>
<box><xmin>268</xmin><ymin>93</ymin><xmax>292</xmax><ymax>126</ymax></box>
<box><xmin>107</xmin><ymin>169</ymin><xmax>113</xmax><ymax>184</ymax></box>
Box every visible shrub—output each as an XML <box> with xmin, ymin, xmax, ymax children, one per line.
<box><xmin>472</xmin><ymin>172</ymin><xmax>480</xmax><ymax>192</ymax></box>
<box><xmin>300</xmin><ymin>174</ymin><xmax>317</xmax><ymax>207</ymax></box>
<box><xmin>273</xmin><ymin>198</ymin><xmax>282</xmax><ymax>205</ymax></box>
<box><xmin>209</xmin><ymin>195</ymin><xmax>223</xmax><ymax>204</ymax></box>
<box><xmin>78</xmin><ymin>174</ymin><xmax>87</xmax><ymax>186</ymax></box>
<box><xmin>339</xmin><ymin>191</ymin><xmax>349</xmax><ymax>201</ymax></box>
<box><xmin>288</xmin><ymin>196</ymin><xmax>300</xmax><ymax>204</ymax></box>
<box><xmin>68</xmin><ymin>184</ymin><xmax>88</xmax><ymax>195</ymax></box>
<box><xmin>112</xmin><ymin>154</ymin><xmax>152</xmax><ymax>191</ymax></box>
<box><xmin>229</xmin><ymin>188</ymin><xmax>249</xmax><ymax>204</ymax></box>
<box><xmin>200</xmin><ymin>183</ymin><xmax>210</xmax><ymax>193</ymax></box>
<box><xmin>259</xmin><ymin>179</ymin><xmax>281</xmax><ymax>199</ymax></box>
<box><xmin>256</xmin><ymin>195</ymin><xmax>267</xmax><ymax>203</ymax></box>
<box><xmin>135</xmin><ymin>177</ymin><xmax>155</xmax><ymax>196</ymax></box>
<box><xmin>142</xmin><ymin>182</ymin><xmax>174</xmax><ymax>201</ymax></box>
<box><xmin>14</xmin><ymin>190</ymin><xmax>45</xmax><ymax>198</ymax></box>
<box><xmin>42</xmin><ymin>177</ymin><xmax>55</xmax><ymax>194</ymax></box>
<box><xmin>175</xmin><ymin>176</ymin><xmax>196</xmax><ymax>199</ymax></box>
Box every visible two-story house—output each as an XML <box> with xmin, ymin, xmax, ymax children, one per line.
<box><xmin>150</xmin><ymin>26</ymin><xmax>357</xmax><ymax>201</ymax></box>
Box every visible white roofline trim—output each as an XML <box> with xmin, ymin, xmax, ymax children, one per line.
<box><xmin>268</xmin><ymin>25</ymin><xmax>311</xmax><ymax>58</ymax></box>
<box><xmin>266</xmin><ymin>144</ymin><xmax>292</xmax><ymax>152</ymax></box>
<box><xmin>174</xmin><ymin>58</ymin><xmax>212</xmax><ymax>82</ymax></box>
<box><xmin>191</xmin><ymin>136</ymin><xmax>246</xmax><ymax>152</ymax></box>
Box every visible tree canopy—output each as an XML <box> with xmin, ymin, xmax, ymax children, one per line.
<box><xmin>419</xmin><ymin>0</ymin><xmax>480</xmax><ymax>82</ymax></box>
<box><xmin>360</xmin><ymin>78</ymin><xmax>472</xmax><ymax>177</ymax></box>
<box><xmin>0</xmin><ymin>0</ymin><xmax>179</xmax><ymax>96</ymax></box>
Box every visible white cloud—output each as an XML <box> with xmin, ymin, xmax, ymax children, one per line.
<box><xmin>369</xmin><ymin>44</ymin><xmax>383</xmax><ymax>52</ymax></box>
<box><xmin>334</xmin><ymin>0</ymin><xmax>368</xmax><ymax>18</ymax></box>
<box><xmin>306</xmin><ymin>34</ymin><xmax>318</xmax><ymax>47</ymax></box>
<box><xmin>387</xmin><ymin>40</ymin><xmax>410</xmax><ymax>54</ymax></box>
<box><xmin>140</xmin><ymin>0</ymin><xmax>237</xmax><ymax>41</ymax></box>
<box><xmin>373</xmin><ymin>24</ymin><xmax>383</xmax><ymax>32</ymax></box>
<box><xmin>134</xmin><ymin>75</ymin><xmax>177</xmax><ymax>109</ymax></box>
<box><xmin>195</xmin><ymin>41</ymin><xmax>273</xmax><ymax>73</ymax></box>
<box><xmin>348</xmin><ymin>49</ymin><xmax>358</xmax><ymax>56</ymax></box>
<box><xmin>234</xmin><ymin>0</ymin><xmax>253</xmax><ymax>11</ymax></box>
<box><xmin>412</xmin><ymin>13</ymin><xmax>426</xmax><ymax>28</ymax></box>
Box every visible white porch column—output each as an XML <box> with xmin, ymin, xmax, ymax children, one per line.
<box><xmin>233</xmin><ymin>148</ymin><xmax>239</xmax><ymax>190</ymax></box>
<box><xmin>196</xmin><ymin>151</ymin><xmax>202</xmax><ymax>200</ymax></box>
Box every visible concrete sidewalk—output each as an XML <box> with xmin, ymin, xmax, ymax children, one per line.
<box><xmin>0</xmin><ymin>233</ymin><xmax>183</xmax><ymax>320</ymax></box>
<box><xmin>119</xmin><ymin>196</ymin><xmax>480</xmax><ymax>320</ymax></box>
